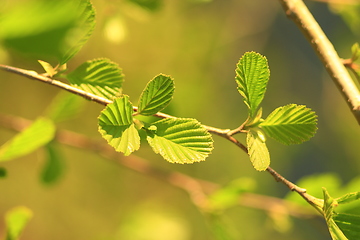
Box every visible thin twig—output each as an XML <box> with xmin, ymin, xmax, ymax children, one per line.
<box><xmin>0</xmin><ymin>64</ymin><xmax>318</xmax><ymax>209</ymax></box>
<box><xmin>279</xmin><ymin>0</ymin><xmax>360</xmax><ymax>124</ymax></box>
<box><xmin>0</xmin><ymin>64</ymin><xmax>112</xmax><ymax>106</ymax></box>
<box><xmin>0</xmin><ymin>113</ymin><xmax>317</xmax><ymax>218</ymax></box>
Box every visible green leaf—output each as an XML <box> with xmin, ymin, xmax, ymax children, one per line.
<box><xmin>0</xmin><ymin>0</ymin><xmax>95</xmax><ymax>64</ymax></box>
<box><xmin>146</xmin><ymin>118</ymin><xmax>213</xmax><ymax>164</ymax></box>
<box><xmin>328</xmin><ymin>219</ymin><xmax>349</xmax><ymax>240</ymax></box>
<box><xmin>260</xmin><ymin>104</ymin><xmax>317</xmax><ymax>145</ymax></box>
<box><xmin>235</xmin><ymin>52</ymin><xmax>270</xmax><ymax>117</ymax></box>
<box><xmin>0</xmin><ymin>1</ymin><xmax>76</xmax><ymax>39</ymax></box>
<box><xmin>246</xmin><ymin>129</ymin><xmax>270</xmax><ymax>171</ymax></box>
<box><xmin>40</xmin><ymin>143</ymin><xmax>65</xmax><ymax>185</ymax></box>
<box><xmin>138</xmin><ymin>74</ymin><xmax>174</xmax><ymax>116</ymax></box>
<box><xmin>323</xmin><ymin>188</ymin><xmax>349</xmax><ymax>240</ymax></box>
<box><xmin>60</xmin><ymin>0</ymin><xmax>96</xmax><ymax>64</ymax></box>
<box><xmin>98</xmin><ymin>96</ymin><xmax>140</xmax><ymax>156</ymax></box>
<box><xmin>38</xmin><ymin>60</ymin><xmax>57</xmax><ymax>77</ymax></box>
<box><xmin>337</xmin><ymin>192</ymin><xmax>360</xmax><ymax>205</ymax></box>
<box><xmin>0</xmin><ymin>118</ymin><xmax>56</xmax><ymax>162</ymax></box>
<box><xmin>66</xmin><ymin>58</ymin><xmax>124</xmax><ymax>100</ymax></box>
<box><xmin>334</xmin><ymin>213</ymin><xmax>360</xmax><ymax>240</ymax></box>
<box><xmin>45</xmin><ymin>91</ymin><xmax>85</xmax><ymax>122</ymax></box>
<box><xmin>5</xmin><ymin>206</ymin><xmax>33</xmax><ymax>240</ymax></box>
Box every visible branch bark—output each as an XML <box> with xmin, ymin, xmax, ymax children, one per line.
<box><xmin>279</xmin><ymin>0</ymin><xmax>360</xmax><ymax>124</ymax></box>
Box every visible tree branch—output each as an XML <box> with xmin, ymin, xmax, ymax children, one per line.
<box><xmin>279</xmin><ymin>0</ymin><xmax>360</xmax><ymax>124</ymax></box>
<box><xmin>0</xmin><ymin>64</ymin><xmax>321</xmax><ymax>211</ymax></box>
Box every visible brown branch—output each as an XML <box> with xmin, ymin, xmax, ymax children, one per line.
<box><xmin>0</xmin><ymin>64</ymin><xmax>112</xmax><ymax>106</ymax></box>
<box><xmin>0</xmin><ymin>113</ymin><xmax>316</xmax><ymax>218</ymax></box>
<box><xmin>0</xmin><ymin>64</ymin><xmax>321</xmax><ymax>212</ymax></box>
<box><xmin>279</xmin><ymin>0</ymin><xmax>360</xmax><ymax>124</ymax></box>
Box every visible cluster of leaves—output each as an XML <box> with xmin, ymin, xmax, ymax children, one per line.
<box><xmin>1</xmin><ymin>1</ymin><xmax>360</xmax><ymax>240</ymax></box>
<box><xmin>97</xmin><ymin>74</ymin><xmax>214</xmax><ymax>164</ymax></box>
<box><xmin>235</xmin><ymin>52</ymin><xmax>317</xmax><ymax>171</ymax></box>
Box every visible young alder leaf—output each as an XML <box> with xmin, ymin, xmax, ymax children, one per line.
<box><xmin>66</xmin><ymin>58</ymin><xmax>124</xmax><ymax>100</ymax></box>
<box><xmin>235</xmin><ymin>52</ymin><xmax>270</xmax><ymax>118</ymax></box>
<box><xmin>0</xmin><ymin>118</ymin><xmax>56</xmax><ymax>162</ymax></box>
<box><xmin>5</xmin><ymin>206</ymin><xmax>33</xmax><ymax>240</ymax></box>
<box><xmin>246</xmin><ymin>129</ymin><xmax>270</xmax><ymax>171</ymax></box>
<box><xmin>337</xmin><ymin>192</ymin><xmax>360</xmax><ymax>205</ymax></box>
<box><xmin>98</xmin><ymin>96</ymin><xmax>140</xmax><ymax>156</ymax></box>
<box><xmin>60</xmin><ymin>0</ymin><xmax>96</xmax><ymax>64</ymax></box>
<box><xmin>323</xmin><ymin>188</ymin><xmax>349</xmax><ymax>240</ymax></box>
<box><xmin>138</xmin><ymin>74</ymin><xmax>174</xmax><ymax>116</ymax></box>
<box><xmin>146</xmin><ymin>118</ymin><xmax>213</xmax><ymax>164</ymax></box>
<box><xmin>40</xmin><ymin>143</ymin><xmax>65</xmax><ymax>185</ymax></box>
<box><xmin>45</xmin><ymin>91</ymin><xmax>85</xmax><ymax>122</ymax></box>
<box><xmin>260</xmin><ymin>104</ymin><xmax>317</xmax><ymax>145</ymax></box>
<box><xmin>38</xmin><ymin>60</ymin><xmax>57</xmax><ymax>77</ymax></box>
<box><xmin>334</xmin><ymin>213</ymin><xmax>360</xmax><ymax>240</ymax></box>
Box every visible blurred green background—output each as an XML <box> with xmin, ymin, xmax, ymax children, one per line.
<box><xmin>0</xmin><ymin>0</ymin><xmax>360</xmax><ymax>239</ymax></box>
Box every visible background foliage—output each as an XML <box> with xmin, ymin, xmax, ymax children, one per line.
<box><xmin>0</xmin><ymin>0</ymin><xmax>360</xmax><ymax>239</ymax></box>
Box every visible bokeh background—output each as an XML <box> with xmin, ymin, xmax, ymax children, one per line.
<box><xmin>0</xmin><ymin>0</ymin><xmax>360</xmax><ymax>239</ymax></box>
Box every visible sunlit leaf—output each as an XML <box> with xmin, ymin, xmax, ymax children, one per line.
<box><xmin>0</xmin><ymin>118</ymin><xmax>56</xmax><ymax>162</ymax></box>
<box><xmin>0</xmin><ymin>0</ymin><xmax>95</xmax><ymax>64</ymax></box>
<box><xmin>146</xmin><ymin>118</ymin><xmax>213</xmax><ymax>164</ymax></box>
<box><xmin>0</xmin><ymin>0</ymin><xmax>77</xmax><ymax>38</ymax></box>
<box><xmin>138</xmin><ymin>74</ymin><xmax>174</xmax><ymax>116</ymax></box>
<box><xmin>45</xmin><ymin>91</ymin><xmax>85</xmax><ymax>122</ymax></box>
<box><xmin>5</xmin><ymin>206</ymin><xmax>33</xmax><ymax>240</ymax></box>
<box><xmin>246</xmin><ymin>129</ymin><xmax>270</xmax><ymax>171</ymax></box>
<box><xmin>260</xmin><ymin>104</ymin><xmax>317</xmax><ymax>145</ymax></box>
<box><xmin>67</xmin><ymin>58</ymin><xmax>124</xmax><ymax>100</ymax></box>
<box><xmin>40</xmin><ymin>143</ymin><xmax>65</xmax><ymax>185</ymax></box>
<box><xmin>235</xmin><ymin>52</ymin><xmax>270</xmax><ymax>117</ymax></box>
<box><xmin>38</xmin><ymin>60</ymin><xmax>56</xmax><ymax>77</ymax></box>
<box><xmin>60</xmin><ymin>0</ymin><xmax>96</xmax><ymax>64</ymax></box>
<box><xmin>98</xmin><ymin>96</ymin><xmax>140</xmax><ymax>155</ymax></box>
